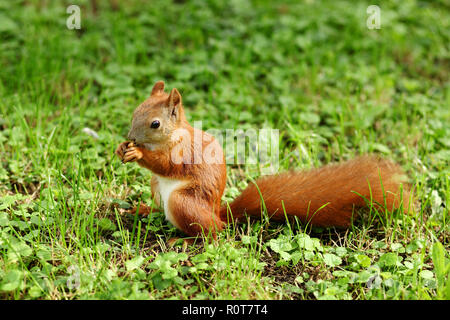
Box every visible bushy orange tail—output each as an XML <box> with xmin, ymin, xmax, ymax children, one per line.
<box><xmin>220</xmin><ymin>156</ymin><xmax>412</xmax><ymax>228</ymax></box>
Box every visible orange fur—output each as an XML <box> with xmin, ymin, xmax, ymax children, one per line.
<box><xmin>116</xmin><ymin>82</ymin><xmax>226</xmax><ymax>237</ymax></box>
<box><xmin>116</xmin><ymin>81</ymin><xmax>412</xmax><ymax>237</ymax></box>
<box><xmin>220</xmin><ymin>156</ymin><xmax>412</xmax><ymax>228</ymax></box>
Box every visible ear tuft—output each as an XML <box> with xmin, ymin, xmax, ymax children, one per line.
<box><xmin>168</xmin><ymin>88</ymin><xmax>182</xmax><ymax>117</ymax></box>
<box><xmin>151</xmin><ymin>81</ymin><xmax>165</xmax><ymax>96</ymax></box>
<box><xmin>168</xmin><ymin>88</ymin><xmax>182</xmax><ymax>107</ymax></box>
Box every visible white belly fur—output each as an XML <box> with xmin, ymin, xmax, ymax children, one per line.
<box><xmin>154</xmin><ymin>175</ymin><xmax>186</xmax><ymax>229</ymax></box>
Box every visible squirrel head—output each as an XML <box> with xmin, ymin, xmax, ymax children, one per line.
<box><xmin>127</xmin><ymin>81</ymin><xmax>187</xmax><ymax>148</ymax></box>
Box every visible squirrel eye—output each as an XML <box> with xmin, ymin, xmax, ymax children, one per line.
<box><xmin>150</xmin><ymin>120</ymin><xmax>160</xmax><ymax>129</ymax></box>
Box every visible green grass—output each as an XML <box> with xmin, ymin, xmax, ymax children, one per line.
<box><xmin>0</xmin><ymin>0</ymin><xmax>449</xmax><ymax>300</ymax></box>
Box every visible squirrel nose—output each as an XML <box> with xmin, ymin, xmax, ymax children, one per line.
<box><xmin>127</xmin><ymin>130</ymin><xmax>135</xmax><ymax>142</ymax></box>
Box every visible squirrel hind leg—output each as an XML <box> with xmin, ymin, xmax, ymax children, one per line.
<box><xmin>129</xmin><ymin>203</ymin><xmax>153</xmax><ymax>216</ymax></box>
<box><xmin>169</xmin><ymin>190</ymin><xmax>224</xmax><ymax>238</ymax></box>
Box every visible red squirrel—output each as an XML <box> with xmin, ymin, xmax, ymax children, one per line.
<box><xmin>115</xmin><ymin>81</ymin><xmax>412</xmax><ymax>238</ymax></box>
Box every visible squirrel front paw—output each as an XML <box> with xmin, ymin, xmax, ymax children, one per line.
<box><xmin>122</xmin><ymin>143</ymin><xmax>144</xmax><ymax>163</ymax></box>
<box><xmin>115</xmin><ymin>141</ymin><xmax>131</xmax><ymax>161</ymax></box>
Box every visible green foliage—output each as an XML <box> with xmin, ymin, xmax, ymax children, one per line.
<box><xmin>431</xmin><ymin>242</ymin><xmax>450</xmax><ymax>299</ymax></box>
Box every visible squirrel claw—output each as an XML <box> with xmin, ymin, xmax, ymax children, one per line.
<box><xmin>122</xmin><ymin>146</ymin><xmax>143</xmax><ymax>163</ymax></box>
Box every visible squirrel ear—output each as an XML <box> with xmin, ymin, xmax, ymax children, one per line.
<box><xmin>168</xmin><ymin>88</ymin><xmax>182</xmax><ymax>117</ymax></box>
<box><xmin>151</xmin><ymin>81</ymin><xmax>165</xmax><ymax>96</ymax></box>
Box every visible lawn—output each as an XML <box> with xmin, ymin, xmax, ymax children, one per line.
<box><xmin>0</xmin><ymin>0</ymin><xmax>449</xmax><ymax>300</ymax></box>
